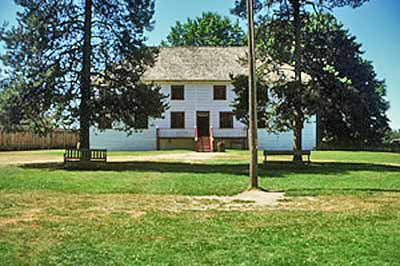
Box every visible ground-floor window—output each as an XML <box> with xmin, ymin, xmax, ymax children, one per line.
<box><xmin>220</xmin><ymin>112</ymin><xmax>234</xmax><ymax>128</ymax></box>
<box><xmin>135</xmin><ymin>113</ymin><xmax>149</xmax><ymax>129</ymax></box>
<box><xmin>99</xmin><ymin>114</ymin><xmax>113</xmax><ymax>129</ymax></box>
<box><xmin>171</xmin><ymin>112</ymin><xmax>185</xmax><ymax>128</ymax></box>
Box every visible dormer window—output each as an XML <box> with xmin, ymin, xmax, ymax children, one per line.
<box><xmin>171</xmin><ymin>85</ymin><xmax>184</xmax><ymax>100</ymax></box>
<box><xmin>213</xmin><ymin>85</ymin><xmax>227</xmax><ymax>100</ymax></box>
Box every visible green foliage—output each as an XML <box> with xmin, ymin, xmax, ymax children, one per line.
<box><xmin>267</xmin><ymin>81</ymin><xmax>319</xmax><ymax>131</ymax></box>
<box><xmin>301</xmin><ymin>14</ymin><xmax>390</xmax><ymax>146</ymax></box>
<box><xmin>384</xmin><ymin>129</ymin><xmax>400</xmax><ymax>144</ymax></box>
<box><xmin>232</xmin><ymin>0</ymin><xmax>373</xmax><ymax>159</ymax></box>
<box><xmin>231</xmin><ymin>73</ymin><xmax>318</xmax><ymax>132</ymax></box>
<box><xmin>231</xmin><ymin>0</ymin><xmax>370</xmax><ymax>19</ymax></box>
<box><xmin>231</xmin><ymin>74</ymin><xmax>269</xmax><ymax>128</ymax></box>
<box><xmin>232</xmin><ymin>0</ymin><xmax>388</xmax><ymax>146</ymax></box>
<box><xmin>163</xmin><ymin>12</ymin><xmax>245</xmax><ymax>47</ymax></box>
<box><xmin>0</xmin><ymin>0</ymin><xmax>166</xmax><ymax>134</ymax></box>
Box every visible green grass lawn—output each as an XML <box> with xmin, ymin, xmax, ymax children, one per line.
<box><xmin>0</xmin><ymin>150</ymin><xmax>399</xmax><ymax>265</ymax></box>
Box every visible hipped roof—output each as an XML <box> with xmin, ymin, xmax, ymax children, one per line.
<box><xmin>142</xmin><ymin>46</ymin><xmax>298</xmax><ymax>82</ymax></box>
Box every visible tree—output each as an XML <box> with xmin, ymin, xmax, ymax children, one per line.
<box><xmin>299</xmin><ymin>14</ymin><xmax>390</xmax><ymax>147</ymax></box>
<box><xmin>231</xmin><ymin>74</ymin><xmax>269</xmax><ymax>129</ymax></box>
<box><xmin>0</xmin><ymin>0</ymin><xmax>167</xmax><ymax>158</ymax></box>
<box><xmin>232</xmin><ymin>0</ymin><xmax>369</xmax><ymax>162</ymax></box>
<box><xmin>384</xmin><ymin>129</ymin><xmax>400</xmax><ymax>145</ymax></box>
<box><xmin>231</xmin><ymin>13</ymin><xmax>389</xmax><ymax>148</ymax></box>
<box><xmin>162</xmin><ymin>12</ymin><xmax>245</xmax><ymax>47</ymax></box>
<box><xmin>256</xmin><ymin>12</ymin><xmax>390</xmax><ymax>147</ymax></box>
<box><xmin>253</xmin><ymin>12</ymin><xmax>389</xmax><ymax>147</ymax></box>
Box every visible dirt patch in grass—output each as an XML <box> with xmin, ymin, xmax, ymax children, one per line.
<box><xmin>185</xmin><ymin>190</ymin><xmax>284</xmax><ymax>211</ymax></box>
<box><xmin>0</xmin><ymin>191</ymin><xmax>283</xmax><ymax>223</ymax></box>
<box><xmin>0</xmin><ymin>208</ymin><xmax>42</xmax><ymax>227</ymax></box>
<box><xmin>280</xmin><ymin>193</ymin><xmax>400</xmax><ymax>212</ymax></box>
<box><xmin>125</xmin><ymin>210</ymin><xmax>146</xmax><ymax>218</ymax></box>
<box><xmin>3</xmin><ymin>191</ymin><xmax>399</xmax><ymax>223</ymax></box>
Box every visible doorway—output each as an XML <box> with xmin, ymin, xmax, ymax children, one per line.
<box><xmin>196</xmin><ymin>111</ymin><xmax>210</xmax><ymax>137</ymax></box>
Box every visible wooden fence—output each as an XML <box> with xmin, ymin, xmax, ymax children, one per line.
<box><xmin>0</xmin><ymin>130</ymin><xmax>79</xmax><ymax>151</ymax></box>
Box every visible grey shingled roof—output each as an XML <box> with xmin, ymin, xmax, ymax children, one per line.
<box><xmin>142</xmin><ymin>47</ymin><xmax>248</xmax><ymax>82</ymax></box>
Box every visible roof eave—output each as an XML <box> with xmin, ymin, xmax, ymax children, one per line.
<box><xmin>141</xmin><ymin>79</ymin><xmax>233</xmax><ymax>83</ymax></box>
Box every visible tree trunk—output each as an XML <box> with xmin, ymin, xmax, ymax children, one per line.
<box><xmin>293</xmin><ymin>114</ymin><xmax>303</xmax><ymax>162</ymax></box>
<box><xmin>79</xmin><ymin>0</ymin><xmax>92</xmax><ymax>160</ymax></box>
<box><xmin>291</xmin><ymin>0</ymin><xmax>303</xmax><ymax>163</ymax></box>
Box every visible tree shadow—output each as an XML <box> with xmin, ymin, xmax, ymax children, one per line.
<box><xmin>260</xmin><ymin>161</ymin><xmax>400</xmax><ymax>177</ymax></box>
<box><xmin>20</xmin><ymin>160</ymin><xmax>400</xmax><ymax>178</ymax></box>
<box><xmin>284</xmin><ymin>187</ymin><xmax>400</xmax><ymax>194</ymax></box>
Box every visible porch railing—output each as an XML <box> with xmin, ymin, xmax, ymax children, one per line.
<box><xmin>157</xmin><ymin>128</ymin><xmax>248</xmax><ymax>138</ymax></box>
<box><xmin>212</xmin><ymin>128</ymin><xmax>248</xmax><ymax>138</ymax></box>
<box><xmin>158</xmin><ymin>128</ymin><xmax>195</xmax><ymax>138</ymax></box>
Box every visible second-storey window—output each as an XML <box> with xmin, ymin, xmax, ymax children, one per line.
<box><xmin>171</xmin><ymin>112</ymin><xmax>185</xmax><ymax>128</ymax></box>
<box><xmin>213</xmin><ymin>85</ymin><xmax>227</xmax><ymax>100</ymax></box>
<box><xmin>171</xmin><ymin>85</ymin><xmax>184</xmax><ymax>100</ymax></box>
<box><xmin>220</xmin><ymin>112</ymin><xmax>234</xmax><ymax>129</ymax></box>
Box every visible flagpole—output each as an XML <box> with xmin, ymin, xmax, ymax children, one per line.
<box><xmin>246</xmin><ymin>0</ymin><xmax>258</xmax><ymax>188</ymax></box>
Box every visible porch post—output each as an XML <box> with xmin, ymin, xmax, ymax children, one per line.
<box><xmin>156</xmin><ymin>127</ymin><xmax>160</xmax><ymax>150</ymax></box>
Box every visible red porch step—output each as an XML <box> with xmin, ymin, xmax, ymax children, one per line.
<box><xmin>195</xmin><ymin>137</ymin><xmax>213</xmax><ymax>152</ymax></box>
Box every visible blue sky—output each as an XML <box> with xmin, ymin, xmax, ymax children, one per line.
<box><xmin>1</xmin><ymin>0</ymin><xmax>399</xmax><ymax>129</ymax></box>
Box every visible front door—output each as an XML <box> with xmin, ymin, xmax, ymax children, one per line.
<box><xmin>196</xmin><ymin>111</ymin><xmax>210</xmax><ymax>137</ymax></box>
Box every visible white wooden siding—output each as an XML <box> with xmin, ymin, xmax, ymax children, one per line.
<box><xmin>152</xmin><ymin>83</ymin><xmax>245</xmax><ymax>130</ymax></box>
<box><xmin>159</xmin><ymin>128</ymin><xmax>194</xmax><ymax>138</ymax></box>
<box><xmin>257</xmin><ymin>119</ymin><xmax>316</xmax><ymax>151</ymax></box>
<box><xmin>213</xmin><ymin>128</ymin><xmax>247</xmax><ymax>138</ymax></box>
<box><xmin>90</xmin><ymin>82</ymin><xmax>316</xmax><ymax>151</ymax></box>
<box><xmin>90</xmin><ymin>128</ymin><xmax>156</xmax><ymax>151</ymax></box>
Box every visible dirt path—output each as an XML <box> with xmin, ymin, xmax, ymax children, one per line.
<box><xmin>0</xmin><ymin>151</ymin><xmax>227</xmax><ymax>166</ymax></box>
<box><xmin>0</xmin><ymin>151</ymin><xmax>62</xmax><ymax>165</ymax></box>
<box><xmin>110</xmin><ymin>152</ymin><xmax>224</xmax><ymax>163</ymax></box>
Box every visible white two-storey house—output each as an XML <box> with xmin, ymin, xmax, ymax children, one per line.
<box><xmin>90</xmin><ymin>47</ymin><xmax>316</xmax><ymax>151</ymax></box>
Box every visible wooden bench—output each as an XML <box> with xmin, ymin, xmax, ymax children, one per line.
<box><xmin>64</xmin><ymin>149</ymin><xmax>107</xmax><ymax>163</ymax></box>
<box><xmin>263</xmin><ymin>150</ymin><xmax>312</xmax><ymax>164</ymax></box>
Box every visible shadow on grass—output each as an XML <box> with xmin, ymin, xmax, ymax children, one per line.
<box><xmin>20</xmin><ymin>160</ymin><xmax>400</xmax><ymax>177</ymax></box>
<box><xmin>284</xmin><ymin>187</ymin><xmax>400</xmax><ymax>195</ymax></box>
